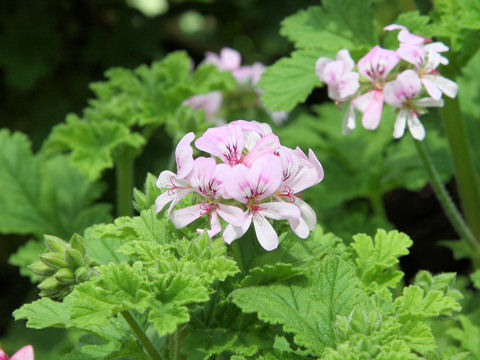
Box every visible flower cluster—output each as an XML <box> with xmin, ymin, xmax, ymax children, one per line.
<box><xmin>315</xmin><ymin>24</ymin><xmax>459</xmax><ymax>141</ymax></box>
<box><xmin>183</xmin><ymin>47</ymin><xmax>288</xmax><ymax>125</ymax></box>
<box><xmin>0</xmin><ymin>345</ymin><xmax>34</xmax><ymax>360</ymax></box>
<box><xmin>155</xmin><ymin>120</ymin><xmax>324</xmax><ymax>250</ymax></box>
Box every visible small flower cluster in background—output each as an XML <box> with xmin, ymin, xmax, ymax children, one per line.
<box><xmin>183</xmin><ymin>48</ymin><xmax>288</xmax><ymax>125</ymax></box>
<box><xmin>315</xmin><ymin>25</ymin><xmax>459</xmax><ymax>141</ymax></box>
<box><xmin>0</xmin><ymin>345</ymin><xmax>34</xmax><ymax>360</ymax></box>
<box><xmin>155</xmin><ymin>120</ymin><xmax>323</xmax><ymax>250</ymax></box>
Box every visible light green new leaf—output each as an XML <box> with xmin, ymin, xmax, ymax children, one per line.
<box><xmin>395</xmin><ymin>286</ymin><xmax>461</xmax><ymax>320</ymax></box>
<box><xmin>232</xmin><ymin>255</ymin><xmax>358</xmax><ymax>356</ymax></box>
<box><xmin>0</xmin><ymin>130</ymin><xmax>111</xmax><ymax>238</ymax></box>
<box><xmin>67</xmin><ymin>263</ymin><xmax>150</xmax><ymax>327</ymax></box>
<box><xmin>153</xmin><ymin>273</ymin><xmax>209</xmax><ymax>306</ymax></box>
<box><xmin>43</xmin><ymin>115</ymin><xmax>145</xmax><ymax>180</ymax></box>
<box><xmin>280</xmin><ymin>0</ymin><xmax>377</xmax><ymax>51</ymax></box>
<box><xmin>257</xmin><ymin>49</ymin><xmax>321</xmax><ymax>112</ymax></box>
<box><xmin>148</xmin><ymin>302</ymin><xmax>190</xmax><ymax>335</ymax></box>
<box><xmin>352</xmin><ymin>230</ymin><xmax>413</xmax><ymax>269</ymax></box>
<box><xmin>14</xmin><ymin>297</ymin><xmax>71</xmax><ymax>329</ymax></box>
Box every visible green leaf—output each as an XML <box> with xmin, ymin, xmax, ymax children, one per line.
<box><xmin>133</xmin><ymin>173</ymin><xmax>162</xmax><ymax>212</ymax></box>
<box><xmin>0</xmin><ymin>130</ymin><xmax>111</xmax><ymax>238</ymax></box>
<box><xmin>153</xmin><ymin>273</ymin><xmax>209</xmax><ymax>306</ymax></box>
<box><xmin>280</xmin><ymin>1</ymin><xmax>377</xmax><ymax>51</ymax></box>
<box><xmin>182</xmin><ymin>328</ymin><xmax>273</xmax><ymax>360</ymax></box>
<box><xmin>232</xmin><ymin>255</ymin><xmax>359</xmax><ymax>356</ymax></box>
<box><xmin>14</xmin><ymin>298</ymin><xmax>71</xmax><ymax>329</ymax></box>
<box><xmin>395</xmin><ymin>286</ymin><xmax>461</xmax><ymax>320</ymax></box>
<box><xmin>67</xmin><ymin>263</ymin><xmax>150</xmax><ymax>327</ymax></box>
<box><xmin>43</xmin><ymin>115</ymin><xmax>145</xmax><ymax>180</ymax></box>
<box><xmin>257</xmin><ymin>49</ymin><xmax>321</xmax><ymax>112</ymax></box>
<box><xmin>240</xmin><ymin>263</ymin><xmax>302</xmax><ymax>287</ymax></box>
<box><xmin>148</xmin><ymin>302</ymin><xmax>190</xmax><ymax>335</ymax></box>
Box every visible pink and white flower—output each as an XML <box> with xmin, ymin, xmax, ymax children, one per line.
<box><xmin>352</xmin><ymin>46</ymin><xmax>400</xmax><ymax>130</ymax></box>
<box><xmin>155</xmin><ymin>121</ymin><xmax>324</xmax><ymax>250</ymax></box>
<box><xmin>155</xmin><ymin>132</ymin><xmax>196</xmax><ymax>214</ymax></box>
<box><xmin>204</xmin><ymin>47</ymin><xmax>242</xmax><ymax>72</ymax></box>
<box><xmin>0</xmin><ymin>345</ymin><xmax>34</xmax><ymax>360</ymax></box>
<box><xmin>315</xmin><ymin>49</ymin><xmax>360</xmax><ymax>102</ymax></box>
<box><xmin>223</xmin><ymin>155</ymin><xmax>301</xmax><ymax>250</ymax></box>
<box><xmin>384</xmin><ymin>24</ymin><xmax>458</xmax><ymax>100</ymax></box>
<box><xmin>170</xmin><ymin>157</ymin><xmax>245</xmax><ymax>237</ymax></box>
<box><xmin>384</xmin><ymin>70</ymin><xmax>444</xmax><ymax>140</ymax></box>
<box><xmin>182</xmin><ymin>91</ymin><xmax>223</xmax><ymax>124</ymax></box>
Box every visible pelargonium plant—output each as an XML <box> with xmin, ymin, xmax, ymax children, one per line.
<box><xmin>4</xmin><ymin>2</ymin><xmax>480</xmax><ymax>360</ymax></box>
<box><xmin>155</xmin><ymin>120</ymin><xmax>323</xmax><ymax>250</ymax></box>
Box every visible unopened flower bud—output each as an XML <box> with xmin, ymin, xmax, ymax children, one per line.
<box><xmin>70</xmin><ymin>233</ymin><xmax>87</xmax><ymax>257</ymax></box>
<box><xmin>39</xmin><ymin>252</ymin><xmax>67</xmax><ymax>270</ymax></box>
<box><xmin>75</xmin><ymin>267</ymin><xmax>90</xmax><ymax>282</ymax></box>
<box><xmin>44</xmin><ymin>235</ymin><xmax>68</xmax><ymax>253</ymax></box>
<box><xmin>65</xmin><ymin>248</ymin><xmax>85</xmax><ymax>268</ymax></box>
<box><xmin>54</xmin><ymin>268</ymin><xmax>76</xmax><ymax>285</ymax></box>
<box><xmin>28</xmin><ymin>261</ymin><xmax>55</xmax><ymax>277</ymax></box>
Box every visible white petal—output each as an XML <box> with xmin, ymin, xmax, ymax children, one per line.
<box><xmin>413</xmin><ymin>97</ymin><xmax>444</xmax><ymax>108</ymax></box>
<box><xmin>288</xmin><ymin>217</ymin><xmax>310</xmax><ymax>239</ymax></box>
<box><xmin>407</xmin><ymin>113</ymin><xmax>425</xmax><ymax>141</ymax></box>
<box><xmin>155</xmin><ymin>191</ymin><xmax>174</xmax><ymax>213</ymax></box>
<box><xmin>217</xmin><ymin>203</ymin><xmax>247</xmax><ymax>227</ymax></box>
<box><xmin>421</xmin><ymin>77</ymin><xmax>442</xmax><ymax>100</ymax></box>
<box><xmin>260</xmin><ymin>201</ymin><xmax>301</xmax><ymax>221</ymax></box>
<box><xmin>425</xmin><ymin>75</ymin><xmax>459</xmax><ymax>98</ymax></box>
<box><xmin>393</xmin><ymin>109</ymin><xmax>408</xmax><ymax>139</ymax></box>
<box><xmin>197</xmin><ymin>210</ymin><xmax>222</xmax><ymax>238</ymax></box>
<box><xmin>156</xmin><ymin>170</ymin><xmax>176</xmax><ymax>188</ymax></box>
<box><xmin>167</xmin><ymin>188</ymin><xmax>193</xmax><ymax>215</ymax></box>
<box><xmin>342</xmin><ymin>104</ymin><xmax>356</xmax><ymax>135</ymax></box>
<box><xmin>253</xmin><ymin>214</ymin><xmax>279</xmax><ymax>251</ymax></box>
<box><xmin>170</xmin><ymin>204</ymin><xmax>203</xmax><ymax>228</ymax></box>
<box><xmin>223</xmin><ymin>214</ymin><xmax>252</xmax><ymax>244</ymax></box>
<box><xmin>294</xmin><ymin>197</ymin><xmax>317</xmax><ymax>231</ymax></box>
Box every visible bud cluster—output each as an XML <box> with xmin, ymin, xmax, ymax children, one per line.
<box><xmin>29</xmin><ymin>234</ymin><xmax>93</xmax><ymax>298</ymax></box>
<box><xmin>315</xmin><ymin>24</ymin><xmax>459</xmax><ymax>141</ymax></box>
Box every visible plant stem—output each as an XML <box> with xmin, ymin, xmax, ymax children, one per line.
<box><xmin>371</xmin><ymin>190</ymin><xmax>388</xmax><ymax>223</ymax></box>
<box><xmin>116</xmin><ymin>151</ymin><xmax>135</xmax><ymax>217</ymax></box>
<box><xmin>413</xmin><ymin>138</ymin><xmax>480</xmax><ymax>253</ymax></box>
<box><xmin>440</xmin><ymin>90</ymin><xmax>480</xmax><ymax>242</ymax></box>
<box><xmin>169</xmin><ymin>329</ymin><xmax>182</xmax><ymax>360</ymax></box>
<box><xmin>121</xmin><ymin>311</ymin><xmax>162</xmax><ymax>360</ymax></box>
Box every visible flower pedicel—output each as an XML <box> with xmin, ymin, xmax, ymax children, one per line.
<box><xmin>155</xmin><ymin>120</ymin><xmax>324</xmax><ymax>251</ymax></box>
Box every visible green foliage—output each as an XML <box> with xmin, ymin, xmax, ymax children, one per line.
<box><xmin>43</xmin><ymin>51</ymin><xmax>236</xmax><ymax>180</ymax></box>
<box><xmin>259</xmin><ymin>0</ymin><xmax>377</xmax><ymax>112</ymax></box>
<box><xmin>0</xmin><ymin>130</ymin><xmax>111</xmax><ymax>238</ymax></box>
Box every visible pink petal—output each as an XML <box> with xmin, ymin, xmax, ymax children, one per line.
<box><xmin>190</xmin><ymin>157</ymin><xmax>217</xmax><ymax>195</ymax></box>
<box><xmin>0</xmin><ymin>348</ymin><xmax>8</xmax><ymax>360</ymax></box>
<box><xmin>195</xmin><ymin>124</ymin><xmax>245</xmax><ymax>165</ymax></box>
<box><xmin>315</xmin><ymin>57</ymin><xmax>333</xmax><ymax>82</ymax></box>
<box><xmin>337</xmin><ymin>72</ymin><xmax>360</xmax><ymax>100</ymax></box>
<box><xmin>11</xmin><ymin>345</ymin><xmax>34</xmax><ymax>360</ymax></box>
<box><xmin>175</xmin><ymin>132</ymin><xmax>195</xmax><ymax>179</ymax></box>
<box><xmin>253</xmin><ymin>214</ymin><xmax>279</xmax><ymax>251</ymax></box>
<box><xmin>219</xmin><ymin>48</ymin><xmax>241</xmax><ymax>71</ymax></box>
<box><xmin>353</xmin><ymin>90</ymin><xmax>384</xmax><ymax>130</ymax></box>
<box><xmin>249</xmin><ymin>155</ymin><xmax>283</xmax><ymax>200</ymax></box>
<box><xmin>224</xmin><ymin>164</ymin><xmax>251</xmax><ymax>203</ymax></box>
<box><xmin>170</xmin><ymin>204</ymin><xmax>204</xmax><ymax>229</ymax></box>
<box><xmin>358</xmin><ymin>46</ymin><xmax>399</xmax><ymax>82</ymax></box>
<box><xmin>183</xmin><ymin>91</ymin><xmax>223</xmax><ymax>121</ymax></box>
<box><xmin>242</xmin><ymin>134</ymin><xmax>280</xmax><ymax>167</ymax></box>
<box><xmin>397</xmin><ymin>44</ymin><xmax>424</xmax><ymax>69</ymax></box>
<box><xmin>259</xmin><ymin>201</ymin><xmax>301</xmax><ymax>221</ymax></box>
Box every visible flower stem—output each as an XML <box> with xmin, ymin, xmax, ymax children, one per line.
<box><xmin>440</xmin><ymin>92</ymin><xmax>480</xmax><ymax>242</ymax></box>
<box><xmin>413</xmin><ymin>137</ymin><xmax>480</xmax><ymax>253</ymax></box>
<box><xmin>116</xmin><ymin>150</ymin><xmax>135</xmax><ymax>217</ymax></box>
<box><xmin>121</xmin><ymin>311</ymin><xmax>162</xmax><ymax>360</ymax></box>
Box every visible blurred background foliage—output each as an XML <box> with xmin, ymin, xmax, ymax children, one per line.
<box><xmin>1</xmin><ymin>0</ymin><xmax>478</xmax><ymax>358</ymax></box>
